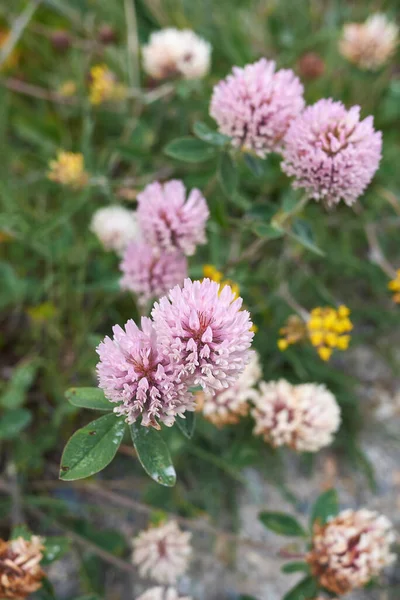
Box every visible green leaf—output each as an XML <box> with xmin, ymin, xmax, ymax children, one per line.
<box><xmin>259</xmin><ymin>511</ymin><xmax>306</xmax><ymax>537</ymax></box>
<box><xmin>282</xmin><ymin>575</ymin><xmax>318</xmax><ymax>600</ymax></box>
<box><xmin>252</xmin><ymin>223</ymin><xmax>284</xmax><ymax>239</ymax></box>
<box><xmin>65</xmin><ymin>387</ymin><xmax>114</xmax><ymax>411</ymax></box>
<box><xmin>175</xmin><ymin>412</ymin><xmax>196</xmax><ymax>439</ymax></box>
<box><xmin>130</xmin><ymin>423</ymin><xmax>176</xmax><ymax>487</ymax></box>
<box><xmin>289</xmin><ymin>219</ymin><xmax>325</xmax><ymax>256</ymax></box>
<box><xmin>281</xmin><ymin>561</ymin><xmax>310</xmax><ymax>574</ymax></box>
<box><xmin>243</xmin><ymin>153</ymin><xmax>264</xmax><ymax>177</ymax></box>
<box><xmin>218</xmin><ymin>152</ymin><xmax>238</xmax><ymax>197</ymax></box>
<box><xmin>0</xmin><ymin>359</ymin><xmax>38</xmax><ymax>409</ymax></box>
<box><xmin>309</xmin><ymin>489</ymin><xmax>339</xmax><ymax>528</ymax></box>
<box><xmin>193</xmin><ymin>121</ymin><xmax>230</xmax><ymax>146</ymax></box>
<box><xmin>11</xmin><ymin>524</ymin><xmax>32</xmax><ymax>540</ymax></box>
<box><xmin>164</xmin><ymin>137</ymin><xmax>217</xmax><ymax>163</ymax></box>
<box><xmin>0</xmin><ymin>408</ymin><xmax>32</xmax><ymax>440</ymax></box>
<box><xmin>42</xmin><ymin>536</ymin><xmax>70</xmax><ymax>565</ymax></box>
<box><xmin>59</xmin><ymin>413</ymin><xmax>125</xmax><ymax>481</ymax></box>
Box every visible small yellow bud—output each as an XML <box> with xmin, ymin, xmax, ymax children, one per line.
<box><xmin>338</xmin><ymin>305</ymin><xmax>350</xmax><ymax>317</ymax></box>
<box><xmin>336</xmin><ymin>335</ymin><xmax>350</xmax><ymax>350</ymax></box>
<box><xmin>318</xmin><ymin>346</ymin><xmax>332</xmax><ymax>361</ymax></box>
<box><xmin>278</xmin><ymin>339</ymin><xmax>289</xmax><ymax>351</ymax></box>
<box><xmin>325</xmin><ymin>332</ymin><xmax>338</xmax><ymax>347</ymax></box>
<box><xmin>310</xmin><ymin>332</ymin><xmax>324</xmax><ymax>346</ymax></box>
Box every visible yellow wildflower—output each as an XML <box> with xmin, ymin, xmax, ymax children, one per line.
<box><xmin>307</xmin><ymin>305</ymin><xmax>352</xmax><ymax>361</ymax></box>
<box><xmin>388</xmin><ymin>269</ymin><xmax>400</xmax><ymax>304</ymax></box>
<box><xmin>277</xmin><ymin>315</ymin><xmax>307</xmax><ymax>350</ymax></box>
<box><xmin>89</xmin><ymin>64</ymin><xmax>127</xmax><ymax>105</ymax></box>
<box><xmin>47</xmin><ymin>151</ymin><xmax>88</xmax><ymax>188</ymax></box>
<box><xmin>58</xmin><ymin>80</ymin><xmax>77</xmax><ymax>97</ymax></box>
<box><xmin>202</xmin><ymin>265</ymin><xmax>240</xmax><ymax>299</ymax></box>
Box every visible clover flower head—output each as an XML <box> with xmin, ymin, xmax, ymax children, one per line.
<box><xmin>47</xmin><ymin>151</ymin><xmax>88</xmax><ymax>188</ymax></box>
<box><xmin>210</xmin><ymin>58</ymin><xmax>304</xmax><ymax>157</ymax></box>
<box><xmin>142</xmin><ymin>28</ymin><xmax>211</xmax><ymax>80</ymax></box>
<box><xmin>137</xmin><ymin>180</ymin><xmax>209</xmax><ymax>256</ymax></box>
<box><xmin>96</xmin><ymin>317</ymin><xmax>195</xmax><ymax>428</ymax></box>
<box><xmin>388</xmin><ymin>269</ymin><xmax>400</xmax><ymax>304</ymax></box>
<box><xmin>137</xmin><ymin>588</ymin><xmax>192</xmax><ymax>600</ymax></box>
<box><xmin>90</xmin><ymin>206</ymin><xmax>139</xmax><ymax>254</ymax></box>
<box><xmin>281</xmin><ymin>99</ymin><xmax>382</xmax><ymax>207</ymax></box>
<box><xmin>252</xmin><ymin>380</ymin><xmax>340</xmax><ymax>451</ymax></box>
<box><xmin>339</xmin><ymin>14</ymin><xmax>398</xmax><ymax>70</ymax></box>
<box><xmin>89</xmin><ymin>64</ymin><xmax>126</xmax><ymax>105</ymax></box>
<box><xmin>120</xmin><ymin>242</ymin><xmax>187</xmax><ymax>307</ymax></box>
<box><xmin>152</xmin><ymin>278</ymin><xmax>254</xmax><ymax>393</ymax></box>
<box><xmin>0</xmin><ymin>536</ymin><xmax>45</xmax><ymax>599</ymax></box>
<box><xmin>132</xmin><ymin>521</ymin><xmax>192</xmax><ymax>585</ymax></box>
<box><xmin>197</xmin><ymin>350</ymin><xmax>262</xmax><ymax>426</ymax></box>
<box><xmin>307</xmin><ymin>509</ymin><xmax>396</xmax><ymax>595</ymax></box>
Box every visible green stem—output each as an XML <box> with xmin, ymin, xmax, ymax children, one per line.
<box><xmin>0</xmin><ymin>0</ymin><xmax>41</xmax><ymax>71</ymax></box>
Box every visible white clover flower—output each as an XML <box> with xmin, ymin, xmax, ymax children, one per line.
<box><xmin>251</xmin><ymin>380</ymin><xmax>340</xmax><ymax>452</ymax></box>
<box><xmin>137</xmin><ymin>587</ymin><xmax>192</xmax><ymax>600</ymax></box>
<box><xmin>132</xmin><ymin>521</ymin><xmax>192</xmax><ymax>584</ymax></box>
<box><xmin>197</xmin><ymin>351</ymin><xmax>262</xmax><ymax>426</ymax></box>
<box><xmin>142</xmin><ymin>28</ymin><xmax>211</xmax><ymax>80</ymax></box>
<box><xmin>308</xmin><ymin>509</ymin><xmax>396</xmax><ymax>595</ymax></box>
<box><xmin>90</xmin><ymin>205</ymin><xmax>139</xmax><ymax>254</ymax></box>
<box><xmin>339</xmin><ymin>14</ymin><xmax>398</xmax><ymax>70</ymax></box>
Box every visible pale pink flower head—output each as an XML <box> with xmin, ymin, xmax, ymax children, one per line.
<box><xmin>90</xmin><ymin>205</ymin><xmax>139</xmax><ymax>254</ymax></box>
<box><xmin>281</xmin><ymin>99</ymin><xmax>382</xmax><ymax>207</ymax></box>
<box><xmin>137</xmin><ymin>180</ymin><xmax>209</xmax><ymax>256</ymax></box>
<box><xmin>96</xmin><ymin>317</ymin><xmax>194</xmax><ymax>428</ymax></box>
<box><xmin>120</xmin><ymin>242</ymin><xmax>187</xmax><ymax>307</ymax></box>
<box><xmin>339</xmin><ymin>14</ymin><xmax>398</xmax><ymax>71</ymax></box>
<box><xmin>251</xmin><ymin>380</ymin><xmax>341</xmax><ymax>452</ymax></box>
<box><xmin>152</xmin><ymin>279</ymin><xmax>254</xmax><ymax>393</ymax></box>
<box><xmin>308</xmin><ymin>509</ymin><xmax>396</xmax><ymax>595</ymax></box>
<box><xmin>197</xmin><ymin>350</ymin><xmax>261</xmax><ymax>426</ymax></box>
<box><xmin>132</xmin><ymin>521</ymin><xmax>192</xmax><ymax>585</ymax></box>
<box><xmin>137</xmin><ymin>587</ymin><xmax>192</xmax><ymax>600</ymax></box>
<box><xmin>210</xmin><ymin>58</ymin><xmax>305</xmax><ymax>158</ymax></box>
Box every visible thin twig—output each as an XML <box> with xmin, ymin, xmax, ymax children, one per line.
<box><xmin>6</xmin><ymin>461</ymin><xmax>24</xmax><ymax>527</ymax></box>
<box><xmin>378</xmin><ymin>187</ymin><xmax>400</xmax><ymax>217</ymax></box>
<box><xmin>0</xmin><ymin>0</ymin><xmax>41</xmax><ymax>70</ymax></box>
<box><xmin>364</xmin><ymin>223</ymin><xmax>396</xmax><ymax>279</ymax></box>
<box><xmin>277</xmin><ymin>283</ymin><xmax>310</xmax><ymax>321</ymax></box>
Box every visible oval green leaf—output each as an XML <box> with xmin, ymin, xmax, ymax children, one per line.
<box><xmin>281</xmin><ymin>561</ymin><xmax>310</xmax><ymax>574</ymax></box>
<box><xmin>65</xmin><ymin>387</ymin><xmax>114</xmax><ymax>411</ymax></box>
<box><xmin>130</xmin><ymin>422</ymin><xmax>176</xmax><ymax>487</ymax></box>
<box><xmin>59</xmin><ymin>413</ymin><xmax>125</xmax><ymax>481</ymax></box>
<box><xmin>259</xmin><ymin>511</ymin><xmax>306</xmax><ymax>537</ymax></box>
<box><xmin>0</xmin><ymin>408</ymin><xmax>32</xmax><ymax>440</ymax></box>
<box><xmin>164</xmin><ymin>137</ymin><xmax>217</xmax><ymax>163</ymax></box>
<box><xmin>219</xmin><ymin>152</ymin><xmax>238</xmax><ymax>197</ymax></box>
<box><xmin>309</xmin><ymin>488</ymin><xmax>339</xmax><ymax>528</ymax></box>
<box><xmin>193</xmin><ymin>121</ymin><xmax>230</xmax><ymax>146</ymax></box>
<box><xmin>283</xmin><ymin>575</ymin><xmax>318</xmax><ymax>600</ymax></box>
<box><xmin>175</xmin><ymin>411</ymin><xmax>196</xmax><ymax>439</ymax></box>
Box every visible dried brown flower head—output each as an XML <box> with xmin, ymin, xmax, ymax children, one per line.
<box><xmin>0</xmin><ymin>536</ymin><xmax>45</xmax><ymax>599</ymax></box>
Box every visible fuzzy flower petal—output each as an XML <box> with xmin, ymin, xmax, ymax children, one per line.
<box><xmin>137</xmin><ymin>180</ymin><xmax>209</xmax><ymax>256</ymax></box>
<box><xmin>132</xmin><ymin>522</ymin><xmax>192</xmax><ymax>585</ymax></box>
<box><xmin>198</xmin><ymin>351</ymin><xmax>261</xmax><ymax>426</ymax></box>
<box><xmin>252</xmin><ymin>380</ymin><xmax>341</xmax><ymax>452</ymax></box>
<box><xmin>210</xmin><ymin>58</ymin><xmax>304</xmax><ymax>157</ymax></box>
<box><xmin>120</xmin><ymin>242</ymin><xmax>187</xmax><ymax>306</ymax></box>
<box><xmin>281</xmin><ymin>99</ymin><xmax>382</xmax><ymax>207</ymax></box>
<box><xmin>90</xmin><ymin>206</ymin><xmax>139</xmax><ymax>254</ymax></box>
<box><xmin>0</xmin><ymin>536</ymin><xmax>45</xmax><ymax>599</ymax></box>
<box><xmin>142</xmin><ymin>28</ymin><xmax>211</xmax><ymax>80</ymax></box>
<box><xmin>96</xmin><ymin>317</ymin><xmax>194</xmax><ymax>428</ymax></box>
<box><xmin>152</xmin><ymin>279</ymin><xmax>254</xmax><ymax>393</ymax></box>
<box><xmin>308</xmin><ymin>509</ymin><xmax>396</xmax><ymax>595</ymax></box>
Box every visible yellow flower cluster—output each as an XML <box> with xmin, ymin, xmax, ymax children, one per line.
<box><xmin>203</xmin><ymin>264</ymin><xmax>240</xmax><ymax>299</ymax></box>
<box><xmin>388</xmin><ymin>270</ymin><xmax>400</xmax><ymax>304</ymax></box>
<box><xmin>89</xmin><ymin>64</ymin><xmax>127</xmax><ymax>105</ymax></box>
<box><xmin>307</xmin><ymin>306</ymin><xmax>352</xmax><ymax>361</ymax></box>
<box><xmin>47</xmin><ymin>151</ymin><xmax>88</xmax><ymax>189</ymax></box>
<box><xmin>278</xmin><ymin>305</ymin><xmax>352</xmax><ymax>361</ymax></box>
